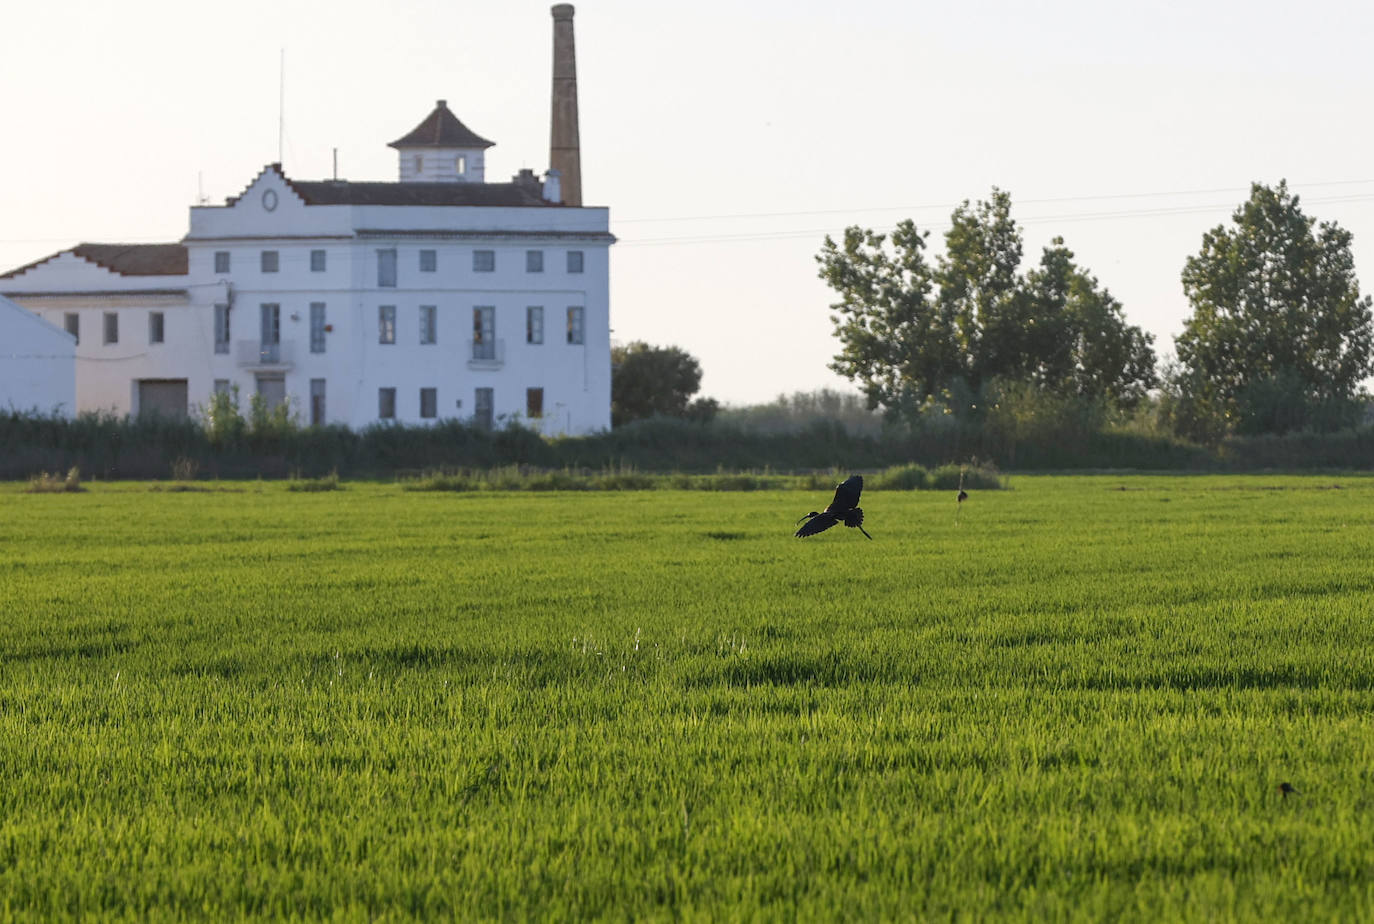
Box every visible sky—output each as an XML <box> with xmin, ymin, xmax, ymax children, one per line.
<box><xmin>3</xmin><ymin>0</ymin><xmax>1373</xmax><ymax>405</ymax></box>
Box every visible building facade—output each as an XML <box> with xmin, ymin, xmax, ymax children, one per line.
<box><xmin>0</xmin><ymin>9</ymin><xmax>610</xmax><ymax>434</ymax></box>
<box><xmin>0</xmin><ymin>292</ymin><xmax>75</xmax><ymax>416</ymax></box>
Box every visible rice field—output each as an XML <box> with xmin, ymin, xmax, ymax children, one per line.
<box><xmin>2</xmin><ymin>474</ymin><xmax>1374</xmax><ymax>920</ymax></box>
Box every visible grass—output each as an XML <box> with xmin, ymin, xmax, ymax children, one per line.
<box><xmin>1</xmin><ymin>474</ymin><xmax>1373</xmax><ymax>919</ymax></box>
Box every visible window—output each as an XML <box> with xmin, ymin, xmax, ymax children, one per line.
<box><xmin>310</xmin><ymin>379</ymin><xmax>326</xmax><ymax>426</ymax></box>
<box><xmin>526</xmin><ymin>306</ymin><xmax>544</xmax><ymax>344</ymax></box>
<box><xmin>473</xmin><ymin>250</ymin><xmax>495</xmax><ymax>272</ymax></box>
<box><xmin>472</xmin><ymin>306</ymin><xmax>495</xmax><ymax>360</ymax></box>
<box><xmin>64</xmin><ymin>312</ymin><xmax>79</xmax><ymax>345</ymax></box>
<box><xmin>379</xmin><ymin>305</ymin><xmax>396</xmax><ymax>344</ymax></box>
<box><xmin>214</xmin><ymin>304</ymin><xmax>230</xmax><ymax>354</ymax></box>
<box><xmin>310</xmin><ymin>302</ymin><xmax>326</xmax><ymax>353</ymax></box>
<box><xmin>103</xmin><ymin>311</ymin><xmax>118</xmax><ymax>345</ymax></box>
<box><xmin>567</xmin><ymin>250</ymin><xmax>584</xmax><ymax>274</ymax></box>
<box><xmin>377</xmin><ymin>248</ymin><xmax>397</xmax><ymax>287</ymax></box>
<box><xmin>310</xmin><ymin>249</ymin><xmax>327</xmax><ymax>272</ymax></box>
<box><xmin>214</xmin><ymin>251</ymin><xmax>230</xmax><ymax>274</ymax></box>
<box><xmin>419</xmin><ymin>305</ymin><xmax>437</xmax><ymax>345</ymax></box>
<box><xmin>566</xmin><ymin>306</ymin><xmax>585</xmax><ymax>345</ymax></box>
<box><xmin>456</xmin><ymin>154</ymin><xmax>467</xmax><ymax>175</ymax></box>
<box><xmin>419</xmin><ymin>249</ymin><xmax>437</xmax><ymax>272</ymax></box>
<box><xmin>526</xmin><ymin>387</ymin><xmax>544</xmax><ymax>419</ymax></box>
<box><xmin>414</xmin><ymin>154</ymin><xmax>423</xmax><ymax>174</ymax></box>
<box><xmin>420</xmin><ymin>387</ymin><xmax>437</xmax><ymax>419</ymax></box>
<box><xmin>474</xmin><ymin>387</ymin><xmax>494</xmax><ymax>430</ymax></box>
<box><xmin>260</xmin><ymin>304</ymin><xmax>281</xmax><ymax>362</ymax></box>
<box><xmin>213</xmin><ymin>379</ymin><xmax>231</xmax><ymax>395</ymax></box>
<box><xmin>149</xmin><ymin>311</ymin><xmax>164</xmax><ymax>344</ymax></box>
<box><xmin>378</xmin><ymin>387</ymin><xmax>396</xmax><ymax>420</ymax></box>
<box><xmin>526</xmin><ymin>250</ymin><xmax>544</xmax><ymax>273</ymax></box>
<box><xmin>261</xmin><ymin>250</ymin><xmax>279</xmax><ymax>273</ymax></box>
<box><xmin>257</xmin><ymin>374</ymin><xmax>285</xmax><ymax>410</ymax></box>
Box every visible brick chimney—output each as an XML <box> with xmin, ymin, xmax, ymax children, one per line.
<box><xmin>550</xmin><ymin>4</ymin><xmax>581</xmax><ymax>206</ymax></box>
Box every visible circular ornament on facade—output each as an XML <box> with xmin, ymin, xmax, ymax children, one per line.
<box><xmin>262</xmin><ymin>189</ymin><xmax>279</xmax><ymax>212</ymax></box>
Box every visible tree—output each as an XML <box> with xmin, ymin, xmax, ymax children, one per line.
<box><xmin>1045</xmin><ymin>242</ymin><xmax>1158</xmax><ymax>407</ymax></box>
<box><xmin>936</xmin><ymin>188</ymin><xmax>1028</xmax><ymax>389</ymax></box>
<box><xmin>816</xmin><ymin>189</ymin><xmax>1156</xmax><ymax>418</ymax></box>
<box><xmin>815</xmin><ymin>221</ymin><xmax>955</xmax><ymax>414</ymax></box>
<box><xmin>610</xmin><ymin>341</ymin><xmax>715</xmax><ymax>426</ymax></box>
<box><xmin>1174</xmin><ymin>180</ymin><xmax>1374</xmax><ymax>433</ymax></box>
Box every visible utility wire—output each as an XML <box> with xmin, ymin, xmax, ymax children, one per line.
<box><xmin>611</xmin><ymin>178</ymin><xmax>1374</xmax><ymax>224</ymax></box>
<box><xmin>5</xmin><ymin>181</ymin><xmax>1373</xmax><ymax>251</ymax></box>
<box><xmin>615</xmin><ymin>192</ymin><xmax>1374</xmax><ymax>248</ymax></box>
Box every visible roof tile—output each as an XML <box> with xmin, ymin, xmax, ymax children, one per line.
<box><xmin>0</xmin><ymin>243</ymin><xmax>187</xmax><ymax>280</ymax></box>
<box><xmin>389</xmin><ymin>100</ymin><xmax>495</xmax><ymax>150</ymax></box>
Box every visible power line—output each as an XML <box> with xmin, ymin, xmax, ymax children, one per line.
<box><xmin>5</xmin><ymin>181</ymin><xmax>1374</xmax><ymax>252</ymax></box>
<box><xmin>615</xmin><ymin>192</ymin><xmax>1374</xmax><ymax>248</ymax></box>
<box><xmin>611</xmin><ymin>178</ymin><xmax>1374</xmax><ymax>225</ymax></box>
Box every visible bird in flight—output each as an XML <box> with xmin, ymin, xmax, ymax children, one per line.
<box><xmin>796</xmin><ymin>475</ymin><xmax>872</xmax><ymax>539</ymax></box>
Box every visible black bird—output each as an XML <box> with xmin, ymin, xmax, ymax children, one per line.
<box><xmin>1278</xmin><ymin>782</ymin><xmax>1300</xmax><ymax>799</ymax></box>
<box><xmin>957</xmin><ymin>489</ymin><xmax>968</xmax><ymax>504</ymax></box>
<box><xmin>796</xmin><ymin>475</ymin><xmax>872</xmax><ymax>539</ymax></box>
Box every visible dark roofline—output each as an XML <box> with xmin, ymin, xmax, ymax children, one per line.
<box><xmin>224</xmin><ymin>164</ymin><xmax>566</xmax><ymax>208</ymax></box>
<box><xmin>389</xmin><ymin>99</ymin><xmax>495</xmax><ymax>150</ymax></box>
<box><xmin>0</xmin><ymin>243</ymin><xmax>187</xmax><ymax>280</ymax></box>
<box><xmin>72</xmin><ymin>244</ymin><xmax>188</xmax><ymax>276</ymax></box>
<box><xmin>0</xmin><ymin>289</ymin><xmax>189</xmax><ymax>299</ymax></box>
<box><xmin>288</xmin><ymin>179</ymin><xmax>558</xmax><ymax>208</ymax></box>
<box><xmin>0</xmin><ymin>251</ymin><xmax>64</xmax><ymax>280</ymax></box>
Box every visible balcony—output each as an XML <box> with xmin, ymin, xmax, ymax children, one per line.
<box><xmin>468</xmin><ymin>337</ymin><xmax>505</xmax><ymax>370</ymax></box>
<box><xmin>236</xmin><ymin>340</ymin><xmax>295</xmax><ymax>369</ymax></box>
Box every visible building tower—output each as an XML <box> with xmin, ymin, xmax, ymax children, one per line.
<box><xmin>389</xmin><ymin>99</ymin><xmax>495</xmax><ymax>183</ymax></box>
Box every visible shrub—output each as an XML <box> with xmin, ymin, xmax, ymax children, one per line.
<box><xmin>928</xmin><ymin>463</ymin><xmax>1003</xmax><ymax>491</ymax></box>
<box><xmin>200</xmin><ymin>386</ymin><xmax>246</xmax><ymax>448</ymax></box>
<box><xmin>27</xmin><ymin>467</ymin><xmax>84</xmax><ymax>493</ymax></box>
<box><xmin>171</xmin><ymin>456</ymin><xmax>200</xmax><ymax>481</ymax></box>
<box><xmin>870</xmin><ymin>464</ymin><xmax>929</xmax><ymax>491</ymax></box>
<box><xmin>287</xmin><ymin>470</ymin><xmax>343</xmax><ymax>492</ymax></box>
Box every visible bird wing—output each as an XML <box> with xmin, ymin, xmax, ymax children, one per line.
<box><xmin>795</xmin><ymin>513</ymin><xmax>839</xmax><ymax>537</ymax></box>
<box><xmin>827</xmin><ymin>475</ymin><xmax>863</xmax><ymax>513</ymax></box>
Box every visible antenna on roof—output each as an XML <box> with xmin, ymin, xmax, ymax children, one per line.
<box><xmin>333</xmin><ymin>148</ymin><xmax>339</xmax><ymax>181</ymax></box>
<box><xmin>278</xmin><ymin>48</ymin><xmax>286</xmax><ymax>166</ymax></box>
<box><xmin>197</xmin><ymin>171</ymin><xmax>208</xmax><ymax>206</ymax></box>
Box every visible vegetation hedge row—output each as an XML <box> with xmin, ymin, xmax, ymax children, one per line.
<box><xmin>1</xmin><ymin>410</ymin><xmax>1370</xmax><ymax>481</ymax></box>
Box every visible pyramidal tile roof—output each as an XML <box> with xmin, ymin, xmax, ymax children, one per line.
<box><xmin>389</xmin><ymin>100</ymin><xmax>495</xmax><ymax>150</ymax></box>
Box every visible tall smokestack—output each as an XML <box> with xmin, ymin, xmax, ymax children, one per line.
<box><xmin>550</xmin><ymin>4</ymin><xmax>582</xmax><ymax>207</ymax></box>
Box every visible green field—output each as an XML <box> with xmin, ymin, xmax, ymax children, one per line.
<box><xmin>3</xmin><ymin>475</ymin><xmax>1374</xmax><ymax>920</ymax></box>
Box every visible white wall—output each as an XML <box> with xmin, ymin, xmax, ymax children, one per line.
<box><xmin>2</xmin><ymin>166</ymin><xmax>613</xmax><ymax>434</ymax></box>
<box><xmin>0</xmin><ymin>294</ymin><xmax>76</xmax><ymax>416</ymax></box>
<box><xmin>188</xmin><ymin>237</ymin><xmax>610</xmax><ymax>433</ymax></box>
<box><xmin>396</xmin><ymin>147</ymin><xmax>486</xmax><ymax>183</ymax></box>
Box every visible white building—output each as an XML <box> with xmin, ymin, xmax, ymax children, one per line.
<box><xmin>0</xmin><ymin>292</ymin><xmax>75</xmax><ymax>417</ymax></box>
<box><xmin>0</xmin><ymin>8</ymin><xmax>610</xmax><ymax>435</ymax></box>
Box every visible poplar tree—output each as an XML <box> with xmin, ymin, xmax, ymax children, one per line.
<box><xmin>1174</xmin><ymin>180</ymin><xmax>1373</xmax><ymax>433</ymax></box>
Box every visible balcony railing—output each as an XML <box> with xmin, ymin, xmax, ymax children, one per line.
<box><xmin>235</xmin><ymin>340</ymin><xmax>295</xmax><ymax>369</ymax></box>
<box><xmin>468</xmin><ymin>338</ymin><xmax>505</xmax><ymax>369</ymax></box>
